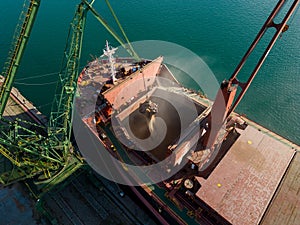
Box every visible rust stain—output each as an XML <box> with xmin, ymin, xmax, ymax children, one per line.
<box><xmin>12</xmin><ymin>197</ymin><xmax>25</xmax><ymax>212</ymax></box>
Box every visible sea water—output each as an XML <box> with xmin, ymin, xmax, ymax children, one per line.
<box><xmin>0</xmin><ymin>0</ymin><xmax>299</xmax><ymax>144</ymax></box>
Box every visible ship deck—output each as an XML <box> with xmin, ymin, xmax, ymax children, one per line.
<box><xmin>261</xmin><ymin>152</ymin><xmax>300</xmax><ymax>225</ymax></box>
<box><xmin>196</xmin><ymin>123</ymin><xmax>298</xmax><ymax>225</ymax></box>
<box><xmin>78</xmin><ymin>57</ymin><xmax>300</xmax><ymax>225</ymax></box>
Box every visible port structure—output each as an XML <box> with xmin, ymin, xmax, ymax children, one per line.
<box><xmin>0</xmin><ymin>0</ymin><xmax>298</xmax><ymax>195</ymax></box>
<box><xmin>0</xmin><ymin>0</ymin><xmax>139</xmax><ymax>193</ymax></box>
<box><xmin>202</xmin><ymin>0</ymin><xmax>300</xmax><ymax>150</ymax></box>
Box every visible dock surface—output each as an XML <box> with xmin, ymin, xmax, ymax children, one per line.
<box><xmin>1</xmin><ymin>76</ymin><xmax>47</xmax><ymax>124</ymax></box>
<box><xmin>41</xmin><ymin>170</ymin><xmax>157</xmax><ymax>225</ymax></box>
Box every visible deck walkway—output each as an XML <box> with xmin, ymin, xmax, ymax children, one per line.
<box><xmin>261</xmin><ymin>152</ymin><xmax>300</xmax><ymax>225</ymax></box>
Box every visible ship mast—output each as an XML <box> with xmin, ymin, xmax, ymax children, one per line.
<box><xmin>101</xmin><ymin>40</ymin><xmax>118</xmax><ymax>83</ymax></box>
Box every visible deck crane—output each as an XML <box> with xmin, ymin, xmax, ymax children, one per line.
<box><xmin>202</xmin><ymin>0</ymin><xmax>300</xmax><ymax>150</ymax></box>
<box><xmin>0</xmin><ymin>0</ymin><xmax>139</xmax><ymax>193</ymax></box>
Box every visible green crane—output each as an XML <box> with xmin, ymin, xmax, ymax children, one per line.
<box><xmin>0</xmin><ymin>0</ymin><xmax>41</xmax><ymax>116</ymax></box>
<box><xmin>0</xmin><ymin>0</ymin><xmax>138</xmax><ymax>193</ymax></box>
<box><xmin>0</xmin><ymin>0</ymin><xmax>88</xmax><ymax>192</ymax></box>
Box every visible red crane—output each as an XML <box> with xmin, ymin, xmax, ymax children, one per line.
<box><xmin>203</xmin><ymin>0</ymin><xmax>300</xmax><ymax>149</ymax></box>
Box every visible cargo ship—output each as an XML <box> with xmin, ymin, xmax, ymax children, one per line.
<box><xmin>74</xmin><ymin>38</ymin><xmax>300</xmax><ymax>225</ymax></box>
<box><xmin>1</xmin><ymin>0</ymin><xmax>299</xmax><ymax>224</ymax></box>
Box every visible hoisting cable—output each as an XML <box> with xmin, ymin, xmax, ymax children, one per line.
<box><xmin>15</xmin><ymin>71</ymin><xmax>59</xmax><ymax>81</ymax></box>
<box><xmin>81</xmin><ymin>0</ymin><xmax>140</xmax><ymax>61</ymax></box>
<box><xmin>14</xmin><ymin>81</ymin><xmax>57</xmax><ymax>86</ymax></box>
<box><xmin>104</xmin><ymin>0</ymin><xmax>140</xmax><ymax>61</ymax></box>
<box><xmin>36</xmin><ymin>101</ymin><xmax>53</xmax><ymax>110</ymax></box>
<box><xmin>16</xmin><ymin>64</ymin><xmax>86</xmax><ymax>82</ymax></box>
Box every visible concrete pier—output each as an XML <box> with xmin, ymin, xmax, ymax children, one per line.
<box><xmin>0</xmin><ymin>76</ymin><xmax>47</xmax><ymax>124</ymax></box>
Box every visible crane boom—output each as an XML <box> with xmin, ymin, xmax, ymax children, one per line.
<box><xmin>227</xmin><ymin>0</ymin><xmax>300</xmax><ymax>116</ymax></box>
<box><xmin>49</xmin><ymin>2</ymin><xmax>88</xmax><ymax>155</ymax></box>
<box><xmin>0</xmin><ymin>0</ymin><xmax>41</xmax><ymax>117</ymax></box>
<box><xmin>203</xmin><ymin>0</ymin><xmax>300</xmax><ymax>149</ymax></box>
<box><xmin>82</xmin><ymin>0</ymin><xmax>140</xmax><ymax>61</ymax></box>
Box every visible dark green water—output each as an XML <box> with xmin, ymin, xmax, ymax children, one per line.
<box><xmin>1</xmin><ymin>0</ymin><xmax>299</xmax><ymax>144</ymax></box>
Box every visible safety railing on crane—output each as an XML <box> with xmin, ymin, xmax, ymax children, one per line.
<box><xmin>0</xmin><ymin>0</ymin><xmax>41</xmax><ymax>117</ymax></box>
<box><xmin>2</xmin><ymin>0</ymin><xmax>32</xmax><ymax>77</ymax></box>
<box><xmin>0</xmin><ymin>144</ymin><xmax>21</xmax><ymax>167</ymax></box>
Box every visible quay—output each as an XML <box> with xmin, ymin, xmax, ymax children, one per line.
<box><xmin>0</xmin><ymin>76</ymin><xmax>47</xmax><ymax>124</ymax></box>
<box><xmin>0</xmin><ymin>81</ymin><xmax>156</xmax><ymax>225</ymax></box>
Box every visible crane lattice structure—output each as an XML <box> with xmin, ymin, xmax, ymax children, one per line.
<box><xmin>0</xmin><ymin>0</ymin><xmax>138</xmax><ymax>193</ymax></box>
